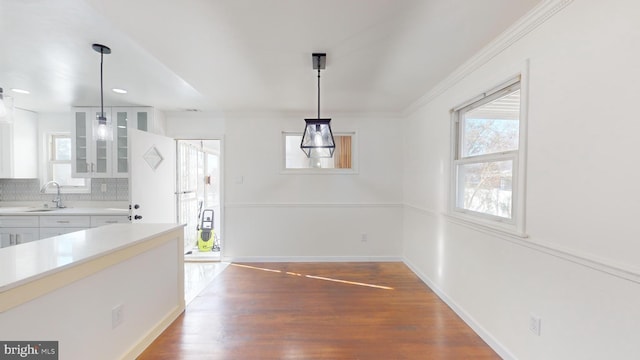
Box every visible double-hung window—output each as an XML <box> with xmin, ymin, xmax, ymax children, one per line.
<box><xmin>451</xmin><ymin>76</ymin><xmax>526</xmax><ymax>234</ymax></box>
<box><xmin>47</xmin><ymin>133</ymin><xmax>90</xmax><ymax>193</ymax></box>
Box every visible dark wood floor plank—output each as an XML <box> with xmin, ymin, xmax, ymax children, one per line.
<box><xmin>138</xmin><ymin>262</ymin><xmax>499</xmax><ymax>359</ymax></box>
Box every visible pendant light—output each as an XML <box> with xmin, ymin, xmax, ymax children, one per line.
<box><xmin>0</xmin><ymin>87</ymin><xmax>12</xmax><ymax>123</ymax></box>
<box><xmin>300</xmin><ymin>53</ymin><xmax>335</xmax><ymax>158</ymax></box>
<box><xmin>92</xmin><ymin>43</ymin><xmax>113</xmax><ymax>141</ymax></box>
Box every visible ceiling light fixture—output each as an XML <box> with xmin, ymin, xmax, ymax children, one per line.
<box><xmin>300</xmin><ymin>53</ymin><xmax>335</xmax><ymax>158</ymax></box>
<box><xmin>11</xmin><ymin>88</ymin><xmax>30</xmax><ymax>94</ymax></box>
<box><xmin>92</xmin><ymin>43</ymin><xmax>113</xmax><ymax>141</ymax></box>
<box><xmin>0</xmin><ymin>87</ymin><xmax>14</xmax><ymax>123</ymax></box>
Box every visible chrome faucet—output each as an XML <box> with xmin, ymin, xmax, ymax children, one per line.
<box><xmin>40</xmin><ymin>181</ymin><xmax>65</xmax><ymax>208</ymax></box>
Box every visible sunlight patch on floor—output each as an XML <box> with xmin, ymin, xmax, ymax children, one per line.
<box><xmin>231</xmin><ymin>263</ymin><xmax>393</xmax><ymax>290</ymax></box>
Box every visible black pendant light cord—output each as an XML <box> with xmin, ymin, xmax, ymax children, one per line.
<box><xmin>100</xmin><ymin>49</ymin><xmax>104</xmax><ymax>117</ymax></box>
<box><xmin>317</xmin><ymin>67</ymin><xmax>321</xmax><ymax>119</ymax></box>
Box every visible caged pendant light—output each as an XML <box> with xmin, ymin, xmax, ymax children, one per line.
<box><xmin>300</xmin><ymin>53</ymin><xmax>335</xmax><ymax>158</ymax></box>
<box><xmin>92</xmin><ymin>43</ymin><xmax>113</xmax><ymax>141</ymax></box>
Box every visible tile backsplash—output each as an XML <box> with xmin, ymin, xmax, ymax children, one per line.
<box><xmin>0</xmin><ymin>178</ymin><xmax>129</xmax><ymax>202</ymax></box>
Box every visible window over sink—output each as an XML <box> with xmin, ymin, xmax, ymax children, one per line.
<box><xmin>45</xmin><ymin>133</ymin><xmax>90</xmax><ymax>193</ymax></box>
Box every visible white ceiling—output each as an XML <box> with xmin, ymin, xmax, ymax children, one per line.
<box><xmin>0</xmin><ymin>0</ymin><xmax>541</xmax><ymax>114</ymax></box>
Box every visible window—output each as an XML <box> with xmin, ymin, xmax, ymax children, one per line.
<box><xmin>451</xmin><ymin>76</ymin><xmax>526</xmax><ymax>233</ymax></box>
<box><xmin>283</xmin><ymin>132</ymin><xmax>356</xmax><ymax>172</ymax></box>
<box><xmin>47</xmin><ymin>133</ymin><xmax>90</xmax><ymax>193</ymax></box>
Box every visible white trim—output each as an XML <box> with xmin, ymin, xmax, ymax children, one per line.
<box><xmin>403</xmin><ymin>203</ymin><xmax>439</xmax><ymax>216</ymax></box>
<box><xmin>404</xmin><ymin>0</ymin><xmax>574</xmax><ymax>116</ymax></box>
<box><xmin>225</xmin><ymin>203</ymin><xmax>403</xmax><ymax>209</ymax></box>
<box><xmin>403</xmin><ymin>204</ymin><xmax>640</xmax><ymax>284</ymax></box>
<box><xmin>229</xmin><ymin>256</ymin><xmax>403</xmax><ymax>263</ymax></box>
<box><xmin>123</xmin><ymin>305</ymin><xmax>184</xmax><ymax>359</ymax></box>
<box><xmin>402</xmin><ymin>258</ymin><xmax>516</xmax><ymax>360</ymax></box>
<box><xmin>451</xmin><ymin>76</ymin><xmax>521</xmax><ymax>113</ymax></box>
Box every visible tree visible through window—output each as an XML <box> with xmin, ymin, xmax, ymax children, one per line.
<box><xmin>452</xmin><ymin>78</ymin><xmax>523</xmax><ymax>223</ymax></box>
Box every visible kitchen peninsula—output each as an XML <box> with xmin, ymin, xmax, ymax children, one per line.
<box><xmin>0</xmin><ymin>223</ymin><xmax>184</xmax><ymax>360</ymax></box>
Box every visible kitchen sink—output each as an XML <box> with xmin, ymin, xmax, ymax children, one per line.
<box><xmin>24</xmin><ymin>208</ymin><xmax>58</xmax><ymax>212</ymax></box>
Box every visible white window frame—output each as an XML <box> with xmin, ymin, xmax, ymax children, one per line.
<box><xmin>44</xmin><ymin>132</ymin><xmax>91</xmax><ymax>194</ymax></box>
<box><xmin>281</xmin><ymin>131</ymin><xmax>358</xmax><ymax>175</ymax></box>
<box><xmin>449</xmin><ymin>73</ymin><xmax>528</xmax><ymax>237</ymax></box>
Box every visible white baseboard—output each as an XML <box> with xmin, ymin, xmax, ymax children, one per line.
<box><xmin>402</xmin><ymin>258</ymin><xmax>516</xmax><ymax>360</ymax></box>
<box><xmin>122</xmin><ymin>304</ymin><xmax>185</xmax><ymax>360</ymax></box>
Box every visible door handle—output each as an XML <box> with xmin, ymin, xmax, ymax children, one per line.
<box><xmin>134</xmin><ymin>215</ymin><xmax>143</xmax><ymax>220</ymax></box>
<box><xmin>10</xmin><ymin>234</ymin><xmax>14</xmax><ymax>246</ymax></box>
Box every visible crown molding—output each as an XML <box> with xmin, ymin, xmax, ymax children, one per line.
<box><xmin>403</xmin><ymin>0</ymin><xmax>574</xmax><ymax>116</ymax></box>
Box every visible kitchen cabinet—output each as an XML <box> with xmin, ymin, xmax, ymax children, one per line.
<box><xmin>39</xmin><ymin>215</ymin><xmax>89</xmax><ymax>239</ymax></box>
<box><xmin>0</xmin><ymin>109</ymin><xmax>38</xmax><ymax>178</ymax></box>
<box><xmin>72</xmin><ymin>107</ymin><xmax>154</xmax><ymax>178</ymax></box>
<box><xmin>33</xmin><ymin>215</ymin><xmax>128</xmax><ymax>240</ymax></box>
<box><xmin>0</xmin><ymin>213</ymin><xmax>129</xmax><ymax>248</ymax></box>
<box><xmin>90</xmin><ymin>215</ymin><xmax>130</xmax><ymax>227</ymax></box>
<box><xmin>0</xmin><ymin>228</ymin><xmax>40</xmax><ymax>247</ymax></box>
<box><xmin>0</xmin><ymin>216</ymin><xmax>39</xmax><ymax>248</ymax></box>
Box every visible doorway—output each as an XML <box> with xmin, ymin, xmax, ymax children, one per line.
<box><xmin>176</xmin><ymin>139</ymin><xmax>222</xmax><ymax>261</ymax></box>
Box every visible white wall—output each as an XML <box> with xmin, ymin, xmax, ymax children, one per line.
<box><xmin>166</xmin><ymin>111</ymin><xmax>403</xmax><ymax>260</ymax></box>
<box><xmin>402</xmin><ymin>0</ymin><xmax>640</xmax><ymax>359</ymax></box>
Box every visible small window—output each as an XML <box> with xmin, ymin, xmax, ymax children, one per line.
<box><xmin>451</xmin><ymin>76</ymin><xmax>526</xmax><ymax>233</ymax></box>
<box><xmin>46</xmin><ymin>133</ymin><xmax>90</xmax><ymax>193</ymax></box>
<box><xmin>283</xmin><ymin>132</ymin><xmax>356</xmax><ymax>173</ymax></box>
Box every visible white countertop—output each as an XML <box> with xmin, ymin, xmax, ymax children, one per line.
<box><xmin>0</xmin><ymin>207</ymin><xmax>129</xmax><ymax>216</ymax></box>
<box><xmin>0</xmin><ymin>223</ymin><xmax>183</xmax><ymax>292</ymax></box>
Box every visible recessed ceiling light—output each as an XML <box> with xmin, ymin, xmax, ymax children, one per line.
<box><xmin>112</xmin><ymin>88</ymin><xmax>127</xmax><ymax>94</ymax></box>
<box><xmin>11</xmin><ymin>88</ymin><xmax>30</xmax><ymax>94</ymax></box>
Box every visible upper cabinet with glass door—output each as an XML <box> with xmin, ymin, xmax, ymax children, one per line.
<box><xmin>72</xmin><ymin>106</ymin><xmax>154</xmax><ymax>178</ymax></box>
<box><xmin>112</xmin><ymin>108</ymin><xmax>152</xmax><ymax>177</ymax></box>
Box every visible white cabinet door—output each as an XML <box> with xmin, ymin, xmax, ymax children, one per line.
<box><xmin>0</xmin><ymin>231</ymin><xmax>11</xmax><ymax>248</ymax></box>
<box><xmin>72</xmin><ymin>107</ymin><xmax>112</xmax><ymax>177</ymax></box>
<box><xmin>0</xmin><ymin>228</ymin><xmax>40</xmax><ymax>246</ymax></box>
<box><xmin>0</xmin><ymin>122</ymin><xmax>13</xmax><ymax>178</ymax></box>
<box><xmin>113</xmin><ymin>107</ymin><xmax>155</xmax><ymax>178</ymax></box>
<box><xmin>0</xmin><ymin>109</ymin><xmax>38</xmax><ymax>178</ymax></box>
<box><xmin>89</xmin><ymin>107</ymin><xmax>112</xmax><ymax>177</ymax></box>
<box><xmin>72</xmin><ymin>109</ymin><xmax>92</xmax><ymax>177</ymax></box>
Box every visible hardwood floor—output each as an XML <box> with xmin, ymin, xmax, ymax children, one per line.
<box><xmin>138</xmin><ymin>262</ymin><xmax>499</xmax><ymax>359</ymax></box>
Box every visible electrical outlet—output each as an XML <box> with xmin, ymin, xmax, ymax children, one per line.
<box><xmin>112</xmin><ymin>305</ymin><xmax>124</xmax><ymax>328</ymax></box>
<box><xmin>529</xmin><ymin>313</ymin><xmax>541</xmax><ymax>336</ymax></box>
<box><xmin>361</xmin><ymin>233</ymin><xmax>368</xmax><ymax>242</ymax></box>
